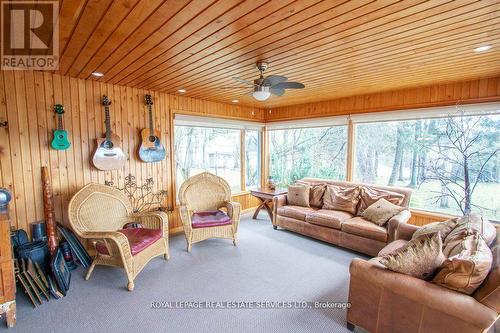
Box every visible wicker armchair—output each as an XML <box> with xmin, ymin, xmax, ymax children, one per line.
<box><xmin>68</xmin><ymin>183</ymin><xmax>169</xmax><ymax>291</ymax></box>
<box><xmin>178</xmin><ymin>172</ymin><xmax>241</xmax><ymax>252</ymax></box>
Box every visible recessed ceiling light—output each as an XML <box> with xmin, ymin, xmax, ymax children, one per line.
<box><xmin>474</xmin><ymin>45</ymin><xmax>492</xmax><ymax>53</ymax></box>
<box><xmin>91</xmin><ymin>72</ymin><xmax>104</xmax><ymax>77</ymax></box>
<box><xmin>232</xmin><ymin>99</ymin><xmax>239</xmax><ymax>103</ymax></box>
<box><xmin>178</xmin><ymin>89</ymin><xmax>186</xmax><ymax>93</ymax></box>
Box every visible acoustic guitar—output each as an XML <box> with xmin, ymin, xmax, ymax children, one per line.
<box><xmin>51</xmin><ymin>104</ymin><xmax>70</xmax><ymax>150</ymax></box>
<box><xmin>92</xmin><ymin>95</ymin><xmax>127</xmax><ymax>170</ymax></box>
<box><xmin>138</xmin><ymin>94</ymin><xmax>166</xmax><ymax>162</ymax></box>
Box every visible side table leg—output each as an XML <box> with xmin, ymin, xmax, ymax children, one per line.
<box><xmin>252</xmin><ymin>198</ymin><xmax>266</xmax><ymax>219</ymax></box>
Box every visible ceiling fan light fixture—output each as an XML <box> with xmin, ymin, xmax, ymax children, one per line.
<box><xmin>253</xmin><ymin>91</ymin><xmax>270</xmax><ymax>101</ymax></box>
<box><xmin>252</xmin><ymin>85</ymin><xmax>271</xmax><ymax>101</ymax></box>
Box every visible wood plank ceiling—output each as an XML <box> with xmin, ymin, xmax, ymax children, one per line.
<box><xmin>56</xmin><ymin>0</ymin><xmax>500</xmax><ymax>108</ymax></box>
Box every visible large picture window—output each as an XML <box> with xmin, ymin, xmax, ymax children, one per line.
<box><xmin>245</xmin><ymin>130</ymin><xmax>261</xmax><ymax>189</ymax></box>
<box><xmin>354</xmin><ymin>114</ymin><xmax>499</xmax><ymax>220</ymax></box>
<box><xmin>269</xmin><ymin>126</ymin><xmax>348</xmax><ymax>187</ymax></box>
<box><xmin>174</xmin><ymin>126</ymin><xmax>241</xmax><ymax>192</ymax></box>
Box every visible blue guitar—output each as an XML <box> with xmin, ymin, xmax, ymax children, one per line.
<box><xmin>51</xmin><ymin>104</ymin><xmax>70</xmax><ymax>150</ymax></box>
<box><xmin>138</xmin><ymin>94</ymin><xmax>166</xmax><ymax>162</ymax></box>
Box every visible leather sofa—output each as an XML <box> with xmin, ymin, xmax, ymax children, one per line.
<box><xmin>272</xmin><ymin>178</ymin><xmax>412</xmax><ymax>256</ymax></box>
<box><xmin>347</xmin><ymin>223</ymin><xmax>500</xmax><ymax>333</ymax></box>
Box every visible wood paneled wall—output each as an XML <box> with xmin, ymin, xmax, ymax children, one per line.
<box><xmin>0</xmin><ymin>71</ymin><xmax>263</xmax><ymax>236</ymax></box>
<box><xmin>266</xmin><ymin>76</ymin><xmax>500</xmax><ymax>121</ymax></box>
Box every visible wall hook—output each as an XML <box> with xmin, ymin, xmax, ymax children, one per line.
<box><xmin>0</xmin><ymin>120</ymin><xmax>7</xmax><ymax>128</ymax></box>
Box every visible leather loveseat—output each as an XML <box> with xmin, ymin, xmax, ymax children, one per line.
<box><xmin>272</xmin><ymin>178</ymin><xmax>412</xmax><ymax>256</ymax></box>
<box><xmin>347</xmin><ymin>223</ymin><xmax>500</xmax><ymax>333</ymax></box>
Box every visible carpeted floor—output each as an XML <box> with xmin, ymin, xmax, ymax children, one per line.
<box><xmin>4</xmin><ymin>212</ymin><xmax>368</xmax><ymax>333</ymax></box>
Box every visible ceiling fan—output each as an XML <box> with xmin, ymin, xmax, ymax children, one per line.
<box><xmin>232</xmin><ymin>62</ymin><xmax>305</xmax><ymax>101</ymax></box>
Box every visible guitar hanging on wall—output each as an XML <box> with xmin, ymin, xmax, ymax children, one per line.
<box><xmin>51</xmin><ymin>104</ymin><xmax>70</xmax><ymax>150</ymax></box>
<box><xmin>138</xmin><ymin>94</ymin><xmax>166</xmax><ymax>163</ymax></box>
<box><xmin>92</xmin><ymin>95</ymin><xmax>127</xmax><ymax>171</ymax></box>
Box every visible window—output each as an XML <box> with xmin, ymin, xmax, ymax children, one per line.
<box><xmin>354</xmin><ymin>114</ymin><xmax>499</xmax><ymax>220</ymax></box>
<box><xmin>174</xmin><ymin>126</ymin><xmax>241</xmax><ymax>192</ymax></box>
<box><xmin>245</xmin><ymin>130</ymin><xmax>260</xmax><ymax>189</ymax></box>
<box><xmin>269</xmin><ymin>126</ymin><xmax>348</xmax><ymax>187</ymax></box>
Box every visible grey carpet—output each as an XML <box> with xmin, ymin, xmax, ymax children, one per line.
<box><xmin>4</xmin><ymin>212</ymin><xmax>368</xmax><ymax>333</ymax></box>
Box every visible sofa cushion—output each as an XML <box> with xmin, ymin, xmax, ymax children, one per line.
<box><xmin>322</xmin><ymin>185</ymin><xmax>360</xmax><ymax>214</ymax></box>
<box><xmin>378</xmin><ymin>239</ymin><xmax>409</xmax><ymax>257</ymax></box>
<box><xmin>362</xmin><ymin>198</ymin><xmax>404</xmax><ymax>226</ymax></box>
<box><xmin>445</xmin><ymin>214</ymin><xmax>496</xmax><ymax>246</ymax></box>
<box><xmin>434</xmin><ymin>231</ymin><xmax>492</xmax><ymax>295</ymax></box>
<box><xmin>357</xmin><ymin>186</ymin><xmax>405</xmax><ymax>216</ymax></box>
<box><xmin>287</xmin><ymin>184</ymin><xmax>310</xmax><ymax>207</ymax></box>
<box><xmin>412</xmin><ymin>218</ymin><xmax>459</xmax><ymax>242</ymax></box>
<box><xmin>96</xmin><ymin>228</ymin><xmax>162</xmax><ymax>256</ymax></box>
<box><xmin>297</xmin><ymin>181</ymin><xmax>326</xmax><ymax>208</ymax></box>
<box><xmin>305</xmin><ymin>209</ymin><xmax>353</xmax><ymax>229</ymax></box>
<box><xmin>341</xmin><ymin>217</ymin><xmax>388</xmax><ymax>242</ymax></box>
<box><xmin>277</xmin><ymin>205</ymin><xmax>317</xmax><ymax>221</ymax></box>
<box><xmin>191</xmin><ymin>210</ymin><xmax>232</xmax><ymax>229</ymax></box>
<box><xmin>380</xmin><ymin>232</ymin><xmax>445</xmax><ymax>280</ymax></box>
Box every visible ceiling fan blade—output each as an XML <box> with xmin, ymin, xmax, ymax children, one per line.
<box><xmin>271</xmin><ymin>81</ymin><xmax>305</xmax><ymax>89</ymax></box>
<box><xmin>232</xmin><ymin>77</ymin><xmax>254</xmax><ymax>86</ymax></box>
<box><xmin>218</xmin><ymin>86</ymin><xmax>251</xmax><ymax>89</ymax></box>
<box><xmin>263</xmin><ymin>75</ymin><xmax>287</xmax><ymax>87</ymax></box>
<box><xmin>270</xmin><ymin>88</ymin><xmax>285</xmax><ymax>96</ymax></box>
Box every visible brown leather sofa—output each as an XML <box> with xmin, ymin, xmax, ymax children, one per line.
<box><xmin>272</xmin><ymin>178</ymin><xmax>412</xmax><ymax>256</ymax></box>
<box><xmin>347</xmin><ymin>223</ymin><xmax>500</xmax><ymax>333</ymax></box>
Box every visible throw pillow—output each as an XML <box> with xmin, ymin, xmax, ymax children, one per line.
<box><xmin>433</xmin><ymin>231</ymin><xmax>492</xmax><ymax>295</ymax></box>
<box><xmin>357</xmin><ymin>186</ymin><xmax>405</xmax><ymax>215</ymax></box>
<box><xmin>287</xmin><ymin>184</ymin><xmax>310</xmax><ymax>207</ymax></box>
<box><xmin>322</xmin><ymin>185</ymin><xmax>360</xmax><ymax>214</ymax></box>
<box><xmin>296</xmin><ymin>181</ymin><xmax>326</xmax><ymax>208</ymax></box>
<box><xmin>380</xmin><ymin>232</ymin><xmax>445</xmax><ymax>280</ymax></box>
<box><xmin>412</xmin><ymin>218</ymin><xmax>459</xmax><ymax>242</ymax></box>
<box><xmin>361</xmin><ymin>198</ymin><xmax>404</xmax><ymax>226</ymax></box>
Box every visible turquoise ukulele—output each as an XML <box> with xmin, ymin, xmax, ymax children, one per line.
<box><xmin>51</xmin><ymin>104</ymin><xmax>70</xmax><ymax>150</ymax></box>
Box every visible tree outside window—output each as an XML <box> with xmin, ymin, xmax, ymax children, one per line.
<box><xmin>174</xmin><ymin>126</ymin><xmax>241</xmax><ymax>193</ymax></box>
<box><xmin>269</xmin><ymin>126</ymin><xmax>347</xmax><ymax>187</ymax></box>
<box><xmin>354</xmin><ymin>114</ymin><xmax>499</xmax><ymax>220</ymax></box>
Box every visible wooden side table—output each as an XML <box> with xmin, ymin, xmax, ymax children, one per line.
<box><xmin>250</xmin><ymin>188</ymin><xmax>287</xmax><ymax>221</ymax></box>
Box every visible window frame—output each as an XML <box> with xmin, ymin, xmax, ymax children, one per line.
<box><xmin>172</xmin><ymin>118</ymin><xmax>264</xmax><ymax>205</ymax></box>
<box><xmin>264</xmin><ymin>102</ymin><xmax>500</xmax><ymax>220</ymax></box>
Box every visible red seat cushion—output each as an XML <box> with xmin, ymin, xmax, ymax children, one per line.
<box><xmin>191</xmin><ymin>210</ymin><xmax>232</xmax><ymax>229</ymax></box>
<box><xmin>95</xmin><ymin>228</ymin><xmax>162</xmax><ymax>256</ymax></box>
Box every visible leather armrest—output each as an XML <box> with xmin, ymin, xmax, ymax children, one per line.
<box><xmin>396</xmin><ymin>222</ymin><xmax>419</xmax><ymax>241</ymax></box>
<box><xmin>387</xmin><ymin>210</ymin><xmax>411</xmax><ymax>241</ymax></box>
<box><xmin>349</xmin><ymin>258</ymin><xmax>497</xmax><ymax>329</ymax></box>
<box><xmin>272</xmin><ymin>194</ymin><xmax>287</xmax><ymax>225</ymax></box>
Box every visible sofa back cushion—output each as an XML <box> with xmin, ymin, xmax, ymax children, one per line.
<box><xmin>412</xmin><ymin>218</ymin><xmax>459</xmax><ymax>242</ymax></box>
<box><xmin>433</xmin><ymin>230</ymin><xmax>492</xmax><ymax>295</ymax></box>
<box><xmin>357</xmin><ymin>186</ymin><xmax>406</xmax><ymax>216</ymax></box>
<box><xmin>445</xmin><ymin>214</ymin><xmax>496</xmax><ymax>246</ymax></box>
<box><xmin>287</xmin><ymin>184</ymin><xmax>310</xmax><ymax>207</ymax></box>
<box><xmin>474</xmin><ymin>225</ymin><xmax>500</xmax><ymax>312</ymax></box>
<box><xmin>296</xmin><ymin>181</ymin><xmax>326</xmax><ymax>208</ymax></box>
<box><xmin>322</xmin><ymin>185</ymin><xmax>360</xmax><ymax>214</ymax></box>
